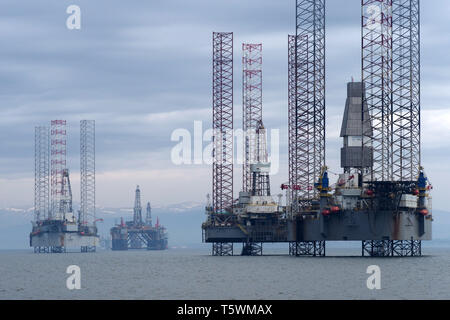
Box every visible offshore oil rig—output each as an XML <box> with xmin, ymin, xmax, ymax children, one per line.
<box><xmin>31</xmin><ymin>120</ymin><xmax>99</xmax><ymax>253</ymax></box>
<box><xmin>110</xmin><ymin>186</ymin><xmax>168</xmax><ymax>250</ymax></box>
<box><xmin>202</xmin><ymin>0</ymin><xmax>433</xmax><ymax>257</ymax></box>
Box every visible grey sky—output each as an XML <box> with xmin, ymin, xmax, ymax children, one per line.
<box><xmin>0</xmin><ymin>1</ymin><xmax>449</xmax><ymax>209</ymax></box>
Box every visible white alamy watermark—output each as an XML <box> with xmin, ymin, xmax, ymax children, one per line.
<box><xmin>364</xmin><ymin>2</ymin><xmax>392</xmax><ymax>32</ymax></box>
<box><xmin>366</xmin><ymin>265</ymin><xmax>381</xmax><ymax>290</ymax></box>
<box><xmin>66</xmin><ymin>265</ymin><xmax>81</xmax><ymax>290</ymax></box>
<box><xmin>170</xmin><ymin>121</ymin><xmax>280</xmax><ymax>175</ymax></box>
<box><xmin>66</xmin><ymin>5</ymin><xmax>81</xmax><ymax>30</ymax></box>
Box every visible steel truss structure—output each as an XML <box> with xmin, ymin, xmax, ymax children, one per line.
<box><xmin>212</xmin><ymin>32</ymin><xmax>234</xmax><ymax>215</ymax></box>
<box><xmin>35</xmin><ymin>127</ymin><xmax>50</xmax><ymax>222</ymax></box>
<box><xmin>242</xmin><ymin>43</ymin><xmax>263</xmax><ymax>193</ymax></box>
<box><xmin>289</xmin><ymin>241</ymin><xmax>326</xmax><ymax>257</ymax></box>
<box><xmin>362</xmin><ymin>240</ymin><xmax>421</xmax><ymax>257</ymax></box>
<box><xmin>362</xmin><ymin>0</ymin><xmax>393</xmax><ymax>182</ymax></box>
<box><xmin>289</xmin><ymin>0</ymin><xmax>326</xmax><ymax>209</ymax></box>
<box><xmin>392</xmin><ymin>0</ymin><xmax>421</xmax><ymax>181</ymax></box>
<box><xmin>252</xmin><ymin>124</ymin><xmax>271</xmax><ymax>197</ymax></box>
<box><xmin>362</xmin><ymin>0</ymin><xmax>421</xmax><ymax>182</ymax></box>
<box><xmin>50</xmin><ymin>120</ymin><xmax>67</xmax><ymax>220</ymax></box>
<box><xmin>80</xmin><ymin>120</ymin><xmax>95</xmax><ymax>226</ymax></box>
<box><xmin>242</xmin><ymin>242</ymin><xmax>263</xmax><ymax>256</ymax></box>
<box><xmin>288</xmin><ymin>35</ymin><xmax>296</xmax><ymax>214</ymax></box>
<box><xmin>212</xmin><ymin>242</ymin><xmax>234</xmax><ymax>256</ymax></box>
<box><xmin>128</xmin><ymin>231</ymin><xmax>149</xmax><ymax>249</ymax></box>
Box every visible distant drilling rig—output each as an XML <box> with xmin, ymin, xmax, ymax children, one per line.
<box><xmin>31</xmin><ymin>120</ymin><xmax>99</xmax><ymax>253</ymax></box>
<box><xmin>202</xmin><ymin>0</ymin><xmax>432</xmax><ymax>257</ymax></box>
<box><xmin>110</xmin><ymin>185</ymin><xmax>168</xmax><ymax>251</ymax></box>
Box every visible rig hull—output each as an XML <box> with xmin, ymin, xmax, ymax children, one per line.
<box><xmin>203</xmin><ymin>211</ymin><xmax>432</xmax><ymax>243</ymax></box>
<box><xmin>30</xmin><ymin>232</ymin><xmax>99</xmax><ymax>248</ymax></box>
<box><xmin>287</xmin><ymin>211</ymin><xmax>431</xmax><ymax>242</ymax></box>
<box><xmin>30</xmin><ymin>220</ymin><xmax>99</xmax><ymax>252</ymax></box>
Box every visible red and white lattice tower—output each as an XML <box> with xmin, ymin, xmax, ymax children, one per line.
<box><xmin>212</xmin><ymin>32</ymin><xmax>234</xmax><ymax>214</ymax></box>
<box><xmin>50</xmin><ymin>120</ymin><xmax>67</xmax><ymax>220</ymax></box>
<box><xmin>242</xmin><ymin>43</ymin><xmax>263</xmax><ymax>193</ymax></box>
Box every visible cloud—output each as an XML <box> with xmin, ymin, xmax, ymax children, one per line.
<box><xmin>0</xmin><ymin>0</ymin><xmax>448</xmax><ymax>210</ymax></box>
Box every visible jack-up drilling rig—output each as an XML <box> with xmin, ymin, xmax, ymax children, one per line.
<box><xmin>202</xmin><ymin>0</ymin><xmax>432</xmax><ymax>257</ymax></box>
<box><xmin>30</xmin><ymin>120</ymin><xmax>99</xmax><ymax>253</ymax></box>
<box><xmin>203</xmin><ymin>38</ymin><xmax>287</xmax><ymax>256</ymax></box>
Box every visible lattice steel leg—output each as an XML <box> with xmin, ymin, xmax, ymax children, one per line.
<box><xmin>241</xmin><ymin>242</ymin><xmax>262</xmax><ymax>256</ymax></box>
<box><xmin>289</xmin><ymin>242</ymin><xmax>298</xmax><ymax>256</ymax></box>
<box><xmin>392</xmin><ymin>240</ymin><xmax>422</xmax><ymax>257</ymax></box>
<box><xmin>362</xmin><ymin>240</ymin><xmax>393</xmax><ymax>257</ymax></box>
<box><xmin>51</xmin><ymin>246</ymin><xmax>65</xmax><ymax>253</ymax></box>
<box><xmin>291</xmin><ymin>241</ymin><xmax>326</xmax><ymax>257</ymax></box>
<box><xmin>212</xmin><ymin>243</ymin><xmax>233</xmax><ymax>256</ymax></box>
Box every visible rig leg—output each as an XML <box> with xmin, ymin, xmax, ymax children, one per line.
<box><xmin>392</xmin><ymin>240</ymin><xmax>422</xmax><ymax>257</ymax></box>
<box><xmin>50</xmin><ymin>246</ymin><xmax>65</xmax><ymax>253</ymax></box>
<box><xmin>289</xmin><ymin>242</ymin><xmax>298</xmax><ymax>256</ymax></box>
<box><xmin>212</xmin><ymin>243</ymin><xmax>233</xmax><ymax>256</ymax></box>
<box><xmin>291</xmin><ymin>241</ymin><xmax>326</xmax><ymax>257</ymax></box>
<box><xmin>241</xmin><ymin>242</ymin><xmax>263</xmax><ymax>256</ymax></box>
<box><xmin>362</xmin><ymin>240</ymin><xmax>393</xmax><ymax>257</ymax></box>
<box><xmin>81</xmin><ymin>246</ymin><xmax>97</xmax><ymax>253</ymax></box>
<box><xmin>34</xmin><ymin>246</ymin><xmax>50</xmax><ymax>253</ymax></box>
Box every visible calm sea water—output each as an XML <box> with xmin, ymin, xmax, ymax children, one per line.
<box><xmin>0</xmin><ymin>244</ymin><xmax>449</xmax><ymax>300</ymax></box>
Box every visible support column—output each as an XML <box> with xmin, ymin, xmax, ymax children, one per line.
<box><xmin>212</xmin><ymin>243</ymin><xmax>233</xmax><ymax>256</ymax></box>
<box><xmin>290</xmin><ymin>241</ymin><xmax>326</xmax><ymax>257</ymax></box>
<box><xmin>241</xmin><ymin>242</ymin><xmax>263</xmax><ymax>256</ymax></box>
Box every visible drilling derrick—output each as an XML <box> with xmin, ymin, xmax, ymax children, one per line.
<box><xmin>34</xmin><ymin>127</ymin><xmax>50</xmax><ymax>222</ymax></box>
<box><xmin>133</xmin><ymin>185</ymin><xmax>143</xmax><ymax>226</ymax></box>
<box><xmin>129</xmin><ymin>185</ymin><xmax>144</xmax><ymax>249</ymax></box>
<box><xmin>146</xmin><ymin>202</ymin><xmax>152</xmax><ymax>226</ymax></box>
<box><xmin>242</xmin><ymin>43</ymin><xmax>263</xmax><ymax>193</ymax></box>
<box><xmin>290</xmin><ymin>0</ymin><xmax>326</xmax><ymax>207</ymax></box>
<box><xmin>252</xmin><ymin>121</ymin><xmax>270</xmax><ymax>197</ymax></box>
<box><xmin>59</xmin><ymin>169</ymin><xmax>73</xmax><ymax>219</ymax></box>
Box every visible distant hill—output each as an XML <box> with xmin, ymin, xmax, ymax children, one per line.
<box><xmin>0</xmin><ymin>205</ymin><xmax>448</xmax><ymax>250</ymax></box>
<box><xmin>0</xmin><ymin>203</ymin><xmax>206</xmax><ymax>249</ymax></box>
